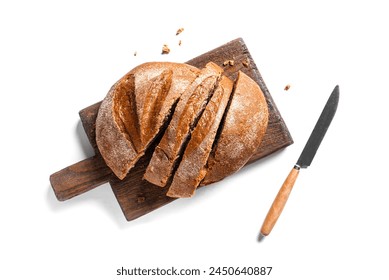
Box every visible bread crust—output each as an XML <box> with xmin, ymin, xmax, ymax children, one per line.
<box><xmin>96</xmin><ymin>62</ymin><xmax>199</xmax><ymax>179</ymax></box>
<box><xmin>167</xmin><ymin>75</ymin><xmax>233</xmax><ymax>198</ymax></box>
<box><xmin>143</xmin><ymin>62</ymin><xmax>223</xmax><ymax>187</ymax></box>
<box><xmin>201</xmin><ymin>71</ymin><xmax>269</xmax><ymax>185</ymax></box>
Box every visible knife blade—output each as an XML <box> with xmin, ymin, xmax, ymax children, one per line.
<box><xmin>259</xmin><ymin>85</ymin><xmax>339</xmax><ymax>240</ymax></box>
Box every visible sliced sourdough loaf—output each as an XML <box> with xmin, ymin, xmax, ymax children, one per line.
<box><xmin>143</xmin><ymin>62</ymin><xmax>223</xmax><ymax>187</ymax></box>
<box><xmin>96</xmin><ymin>62</ymin><xmax>200</xmax><ymax>179</ymax></box>
<box><xmin>96</xmin><ymin>62</ymin><xmax>269</xmax><ymax>197</ymax></box>
<box><xmin>201</xmin><ymin>71</ymin><xmax>269</xmax><ymax>185</ymax></box>
<box><xmin>167</xmin><ymin>75</ymin><xmax>233</xmax><ymax>198</ymax></box>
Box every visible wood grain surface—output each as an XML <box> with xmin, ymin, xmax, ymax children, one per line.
<box><xmin>50</xmin><ymin>38</ymin><xmax>293</xmax><ymax>221</ymax></box>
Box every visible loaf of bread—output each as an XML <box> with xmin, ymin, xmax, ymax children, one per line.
<box><xmin>96</xmin><ymin>61</ymin><xmax>269</xmax><ymax>197</ymax></box>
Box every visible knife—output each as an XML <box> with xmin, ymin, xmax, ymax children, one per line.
<box><xmin>259</xmin><ymin>85</ymin><xmax>340</xmax><ymax>240</ymax></box>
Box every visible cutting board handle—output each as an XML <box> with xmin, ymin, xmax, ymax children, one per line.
<box><xmin>50</xmin><ymin>155</ymin><xmax>112</xmax><ymax>201</ymax></box>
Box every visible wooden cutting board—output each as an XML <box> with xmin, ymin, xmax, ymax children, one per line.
<box><xmin>50</xmin><ymin>38</ymin><xmax>293</xmax><ymax>221</ymax></box>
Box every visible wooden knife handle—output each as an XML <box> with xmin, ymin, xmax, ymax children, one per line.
<box><xmin>50</xmin><ymin>155</ymin><xmax>112</xmax><ymax>201</ymax></box>
<box><xmin>260</xmin><ymin>165</ymin><xmax>300</xmax><ymax>237</ymax></box>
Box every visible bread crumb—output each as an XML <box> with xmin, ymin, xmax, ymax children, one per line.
<box><xmin>176</xmin><ymin>28</ymin><xmax>184</xmax><ymax>35</ymax></box>
<box><xmin>284</xmin><ymin>84</ymin><xmax>291</xmax><ymax>91</ymax></box>
<box><xmin>223</xmin><ymin>60</ymin><xmax>234</xmax><ymax>66</ymax></box>
<box><xmin>161</xmin><ymin>44</ymin><xmax>170</xmax><ymax>55</ymax></box>
<box><xmin>137</xmin><ymin>196</ymin><xmax>145</xmax><ymax>203</ymax></box>
<box><xmin>178</xmin><ymin>40</ymin><xmax>182</xmax><ymax>46</ymax></box>
<box><xmin>242</xmin><ymin>59</ymin><xmax>249</xmax><ymax>67</ymax></box>
<box><xmin>133</xmin><ymin>51</ymin><xmax>137</xmax><ymax>56</ymax></box>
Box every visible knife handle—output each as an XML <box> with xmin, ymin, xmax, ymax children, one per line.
<box><xmin>260</xmin><ymin>165</ymin><xmax>300</xmax><ymax>237</ymax></box>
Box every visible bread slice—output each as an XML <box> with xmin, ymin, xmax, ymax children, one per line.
<box><xmin>201</xmin><ymin>71</ymin><xmax>269</xmax><ymax>185</ymax></box>
<box><xmin>167</xmin><ymin>75</ymin><xmax>233</xmax><ymax>198</ymax></box>
<box><xmin>96</xmin><ymin>62</ymin><xmax>200</xmax><ymax>179</ymax></box>
<box><xmin>143</xmin><ymin>62</ymin><xmax>223</xmax><ymax>187</ymax></box>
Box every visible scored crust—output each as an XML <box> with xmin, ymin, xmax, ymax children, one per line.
<box><xmin>96</xmin><ymin>62</ymin><xmax>200</xmax><ymax>179</ymax></box>
<box><xmin>201</xmin><ymin>71</ymin><xmax>269</xmax><ymax>185</ymax></box>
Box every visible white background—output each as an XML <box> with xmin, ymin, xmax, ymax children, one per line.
<box><xmin>1</xmin><ymin>0</ymin><xmax>388</xmax><ymax>279</ymax></box>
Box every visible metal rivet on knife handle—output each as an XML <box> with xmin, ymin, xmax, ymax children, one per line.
<box><xmin>259</xmin><ymin>85</ymin><xmax>339</xmax><ymax>240</ymax></box>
